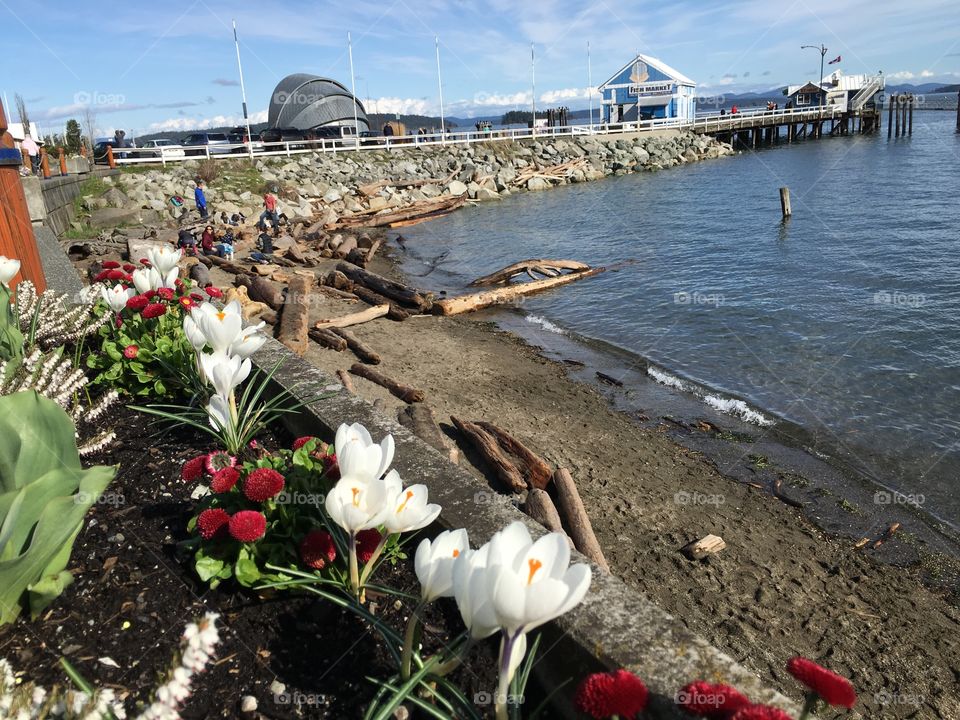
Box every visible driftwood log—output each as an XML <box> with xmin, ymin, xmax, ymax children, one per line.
<box><xmin>469</xmin><ymin>259</ymin><xmax>591</xmax><ymax>287</ymax></box>
<box><xmin>314</xmin><ymin>304</ymin><xmax>389</xmax><ymax>330</ymax></box>
<box><xmin>450</xmin><ymin>416</ymin><xmax>526</xmax><ymax>493</ymax></box>
<box><xmin>234</xmin><ymin>274</ymin><xmax>284</xmax><ymax>311</ymax></box>
<box><xmin>435</xmin><ymin>267</ymin><xmax>604</xmax><ymax>316</ymax></box>
<box><xmin>349</xmin><ymin>285</ymin><xmax>411</xmax><ymax>321</ymax></box>
<box><xmin>333</xmin><ymin>194</ymin><xmax>466</xmax><ymax>229</ymax></box>
<box><xmin>552</xmin><ymin>468</ymin><xmax>610</xmax><ymax>572</ymax></box>
<box><xmin>336</xmin><ymin>369</ymin><xmax>355</xmax><ymax>394</ymax></box>
<box><xmin>476</xmin><ymin>422</ymin><xmax>553</xmax><ymax>490</ymax></box>
<box><xmin>317</xmin><ymin>285</ymin><xmax>359</xmax><ymax>302</ymax></box>
<box><xmin>681</xmin><ymin>535</ymin><xmax>726</xmax><ymax>560</ymax></box>
<box><xmin>397</xmin><ymin>405</ymin><xmax>458</xmax><ymax>464</ymax></box>
<box><xmin>308</xmin><ymin>327</ymin><xmax>347</xmax><ymax>351</ymax></box>
<box><xmin>349</xmin><ymin>364</ymin><xmax>424</xmax><ymax>403</ymax></box>
<box><xmin>336</xmin><ymin>263</ymin><xmax>433</xmax><ymax>312</ymax></box>
<box><xmin>277</xmin><ymin>275</ymin><xmax>311</xmax><ymax>355</ymax></box>
<box><xmin>523</xmin><ymin>488</ymin><xmax>567</xmax><ymax>537</ymax></box>
<box><xmin>331</xmin><ymin>327</ymin><xmax>380</xmax><ymax>365</ymax></box>
<box><xmin>189</xmin><ymin>262</ymin><xmax>211</xmax><ymax>287</ymax></box>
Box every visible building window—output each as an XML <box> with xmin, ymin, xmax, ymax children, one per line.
<box><xmin>796</xmin><ymin>93</ymin><xmax>809</xmax><ymax>105</ymax></box>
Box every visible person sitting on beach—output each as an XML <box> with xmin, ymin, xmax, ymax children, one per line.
<box><xmin>248</xmin><ymin>231</ymin><xmax>274</xmax><ymax>264</ymax></box>
<box><xmin>200</xmin><ymin>225</ymin><xmax>217</xmax><ymax>255</ymax></box>
<box><xmin>176</xmin><ymin>229</ymin><xmax>197</xmax><ymax>255</ymax></box>
<box><xmin>230</xmin><ymin>212</ymin><xmax>245</xmax><ymax>226</ymax></box>
<box><xmin>218</xmin><ymin>230</ymin><xmax>235</xmax><ymax>260</ymax></box>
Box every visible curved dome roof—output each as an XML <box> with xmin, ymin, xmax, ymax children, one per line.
<box><xmin>268</xmin><ymin>74</ymin><xmax>369</xmax><ymax>131</ymax></box>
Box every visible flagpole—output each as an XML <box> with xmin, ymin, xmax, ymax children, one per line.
<box><xmin>587</xmin><ymin>41</ymin><xmax>593</xmax><ymax>133</ymax></box>
<box><xmin>531</xmin><ymin>43</ymin><xmax>536</xmax><ymax>137</ymax></box>
<box><xmin>232</xmin><ymin>20</ymin><xmax>254</xmax><ymax>159</ymax></box>
<box><xmin>435</xmin><ymin>36</ymin><xmax>445</xmax><ymax>143</ymax></box>
<box><xmin>348</xmin><ymin>32</ymin><xmax>360</xmax><ymax>149</ymax></box>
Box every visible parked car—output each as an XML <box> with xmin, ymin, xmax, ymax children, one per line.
<box><xmin>359</xmin><ymin>130</ymin><xmax>384</xmax><ymax>146</ymax></box>
<box><xmin>180</xmin><ymin>132</ymin><xmax>232</xmax><ymax>156</ymax></box>
<box><xmin>227</xmin><ymin>126</ymin><xmax>263</xmax><ymax>153</ymax></box>
<box><xmin>259</xmin><ymin>127</ymin><xmax>318</xmax><ymax>149</ymax></box>
<box><xmin>92</xmin><ymin>138</ymin><xmax>130</xmax><ymax>165</ymax></box>
<box><xmin>136</xmin><ymin>138</ymin><xmax>185</xmax><ymax>159</ymax></box>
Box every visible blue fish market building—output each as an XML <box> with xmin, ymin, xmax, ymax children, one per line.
<box><xmin>599</xmin><ymin>54</ymin><xmax>697</xmax><ymax>124</ymax></box>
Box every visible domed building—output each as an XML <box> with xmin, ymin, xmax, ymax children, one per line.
<box><xmin>267</xmin><ymin>74</ymin><xmax>369</xmax><ymax>132</ymax></box>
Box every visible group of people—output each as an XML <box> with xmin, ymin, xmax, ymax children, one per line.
<box><xmin>176</xmin><ymin>226</ymin><xmax>237</xmax><ymax>260</ymax></box>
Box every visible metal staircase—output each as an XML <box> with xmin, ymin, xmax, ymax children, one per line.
<box><xmin>849</xmin><ymin>75</ymin><xmax>884</xmax><ymax>111</ymax></box>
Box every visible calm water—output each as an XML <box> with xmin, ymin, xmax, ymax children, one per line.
<box><xmin>400</xmin><ymin>111</ymin><xmax>960</xmax><ymax>528</ymax></box>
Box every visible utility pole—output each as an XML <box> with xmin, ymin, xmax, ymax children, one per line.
<box><xmin>436</xmin><ymin>36</ymin><xmax>445</xmax><ymax>142</ymax></box>
<box><xmin>588</xmin><ymin>41</ymin><xmax>593</xmax><ymax>131</ymax></box>
<box><xmin>348</xmin><ymin>32</ymin><xmax>360</xmax><ymax>148</ymax></box>
<box><xmin>801</xmin><ymin>44</ymin><xmax>828</xmax><ymax>107</ymax></box>
<box><xmin>233</xmin><ymin>20</ymin><xmax>253</xmax><ymax>158</ymax></box>
<box><xmin>531</xmin><ymin>43</ymin><xmax>536</xmax><ymax>136</ymax></box>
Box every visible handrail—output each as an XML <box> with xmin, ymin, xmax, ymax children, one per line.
<box><xmin>110</xmin><ymin>105</ymin><xmax>867</xmax><ymax>166</ymax></box>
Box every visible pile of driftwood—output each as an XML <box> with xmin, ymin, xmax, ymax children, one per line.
<box><xmin>435</xmin><ymin>259</ymin><xmax>604</xmax><ymax>315</ymax></box>
<box><xmin>450</xmin><ymin>416</ymin><xmax>609</xmax><ymax>572</ymax></box>
<box><xmin>331</xmin><ymin>194</ymin><xmax>466</xmax><ymax>230</ymax></box>
<box><xmin>511</xmin><ymin>157</ymin><xmax>589</xmax><ymax>188</ymax></box>
<box><xmin>355</xmin><ymin>172</ymin><xmax>456</xmax><ymax>198</ymax></box>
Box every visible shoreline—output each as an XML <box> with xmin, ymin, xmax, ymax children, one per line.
<box><xmin>292</xmin><ymin>245</ymin><xmax>960</xmax><ymax>718</ymax></box>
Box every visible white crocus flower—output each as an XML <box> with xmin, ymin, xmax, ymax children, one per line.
<box><xmin>183</xmin><ymin>313</ymin><xmax>208</xmax><ymax>351</ymax></box>
<box><xmin>195</xmin><ymin>300</ymin><xmax>244</xmax><ymax>353</ymax></box>
<box><xmin>200</xmin><ymin>352</ymin><xmax>251</xmax><ymax>398</ymax></box>
<box><xmin>131</xmin><ymin>267</ymin><xmax>153</xmax><ymax>295</ymax></box>
<box><xmin>227</xmin><ymin>322</ymin><xmax>267</xmax><ymax>358</ymax></box>
<box><xmin>0</xmin><ymin>256</ymin><xmax>20</xmax><ymax>286</ymax></box>
<box><xmin>145</xmin><ymin>246</ymin><xmax>182</xmax><ymax>275</ymax></box>
<box><xmin>325</xmin><ymin>475</ymin><xmax>391</xmax><ymax>534</ymax></box>
<box><xmin>415</xmin><ymin>529</ymin><xmax>469</xmax><ymax>602</ymax></box>
<box><xmin>100</xmin><ymin>283</ymin><xmax>135</xmax><ymax>313</ymax></box>
<box><xmin>335</xmin><ymin>422</ymin><xmax>395</xmax><ymax>481</ymax></box>
<box><xmin>465</xmin><ymin>521</ymin><xmax>591</xmax><ymax>717</ymax></box>
<box><xmin>148</xmin><ymin>265</ymin><xmax>178</xmax><ymax>290</ymax></box>
<box><xmin>451</xmin><ymin>542</ymin><xmax>502</xmax><ymax>640</ymax></box>
<box><xmin>206</xmin><ymin>393</ymin><xmax>232</xmax><ymax>431</ymax></box>
<box><xmin>382</xmin><ymin>471</ymin><xmax>441</xmax><ymax>534</ymax></box>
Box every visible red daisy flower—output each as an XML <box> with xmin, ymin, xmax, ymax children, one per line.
<box><xmin>204</xmin><ymin>286</ymin><xmax>223</xmax><ymax>299</ymax></box>
<box><xmin>292</xmin><ymin>436</ymin><xmax>317</xmax><ymax>451</ymax></box>
<box><xmin>786</xmin><ymin>658</ymin><xmax>856</xmax><ymax>709</ymax></box>
<box><xmin>102</xmin><ymin>260</ymin><xmax>121</xmax><ymax>269</ymax></box>
<box><xmin>356</xmin><ymin>529</ymin><xmax>383</xmax><ymax>563</ymax></box>
<box><xmin>139</xmin><ymin>258</ymin><xmax>151</xmax><ymax>266</ymax></box>
<box><xmin>677</xmin><ymin>681</ymin><xmax>751</xmax><ymax>717</ymax></box>
<box><xmin>575</xmin><ymin>669</ymin><xmax>649</xmax><ymax>719</ymax></box>
<box><xmin>210</xmin><ymin>466</ymin><xmax>240</xmax><ymax>493</ymax></box>
<box><xmin>175</xmin><ymin>278</ymin><xmax>184</xmax><ymax>288</ymax></box>
<box><xmin>106</xmin><ymin>269</ymin><xmax>126</xmax><ymax>281</ymax></box>
<box><xmin>126</xmin><ymin>294</ymin><xmax>149</xmax><ymax>312</ymax></box>
<box><xmin>179</xmin><ymin>296</ymin><xmax>195</xmax><ymax>309</ymax></box>
<box><xmin>300</xmin><ymin>530</ymin><xmax>337</xmax><ymax>569</ymax></box>
<box><xmin>123</xmin><ymin>344</ymin><xmax>139</xmax><ymax>359</ymax></box>
<box><xmin>190</xmin><ymin>292</ymin><xmax>205</xmax><ymax>302</ymax></box>
<box><xmin>731</xmin><ymin>705</ymin><xmax>793</xmax><ymax>720</ymax></box>
<box><xmin>145</xmin><ymin>289</ymin><xmax>158</xmax><ymax>299</ymax></box>
<box><xmin>243</xmin><ymin>468</ymin><xmax>285</xmax><ymax>502</ymax></box>
<box><xmin>143</xmin><ymin>302</ymin><xmax>166</xmax><ymax>319</ymax></box>
<box><xmin>181</xmin><ymin>454</ymin><xmax>208</xmax><ymax>482</ymax></box>
<box><xmin>122</xmin><ymin>263</ymin><xmax>136</xmax><ymax>272</ymax></box>
<box><xmin>205</xmin><ymin>451</ymin><xmax>236</xmax><ymax>474</ymax></box>
<box><xmin>197</xmin><ymin>508</ymin><xmax>231</xmax><ymax>540</ymax></box>
<box><xmin>157</xmin><ymin>287</ymin><xmax>175</xmax><ymax>301</ymax></box>
<box><xmin>228</xmin><ymin>510</ymin><xmax>267</xmax><ymax>542</ymax></box>
<box><xmin>93</xmin><ymin>270</ymin><xmax>111</xmax><ymax>283</ymax></box>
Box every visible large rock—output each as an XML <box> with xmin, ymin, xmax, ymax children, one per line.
<box><xmin>447</xmin><ymin>180</ymin><xmax>468</xmax><ymax>196</ymax></box>
<box><xmin>102</xmin><ymin>187</ymin><xmax>130</xmax><ymax>208</ymax></box>
<box><xmin>475</xmin><ymin>187</ymin><xmax>499</xmax><ymax>201</ymax></box>
<box><xmin>89</xmin><ymin>207</ymin><xmax>140</xmax><ymax>229</ymax></box>
<box><xmin>527</xmin><ymin>177</ymin><xmax>550</xmax><ymax>191</ymax></box>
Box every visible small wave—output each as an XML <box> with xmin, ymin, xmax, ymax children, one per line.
<box><xmin>525</xmin><ymin>315</ymin><xmax>566</xmax><ymax>335</ymax></box>
<box><xmin>647</xmin><ymin>366</ymin><xmax>773</xmax><ymax>426</ymax></box>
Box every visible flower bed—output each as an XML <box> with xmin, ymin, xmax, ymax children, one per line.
<box><xmin>0</xmin><ymin>251</ymin><xmax>858</xmax><ymax>719</ymax></box>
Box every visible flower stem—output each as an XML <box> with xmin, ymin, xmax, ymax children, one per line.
<box><xmin>400</xmin><ymin>599</ymin><xmax>426</xmax><ymax>681</ymax></box>
<box><xmin>495</xmin><ymin>631</ymin><xmax>517</xmax><ymax>720</ymax></box>
<box><xmin>348</xmin><ymin>533</ymin><xmax>360</xmax><ymax>600</ymax></box>
<box><xmin>798</xmin><ymin>693</ymin><xmax>820</xmax><ymax>720</ymax></box>
<box><xmin>357</xmin><ymin>533</ymin><xmax>391</xmax><ymax>590</ymax></box>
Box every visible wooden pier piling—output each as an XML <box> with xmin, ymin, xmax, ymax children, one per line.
<box><xmin>908</xmin><ymin>94</ymin><xmax>914</xmax><ymax>136</ymax></box>
<box><xmin>887</xmin><ymin>93</ymin><xmax>895</xmax><ymax>138</ymax></box>
<box><xmin>956</xmin><ymin>89</ymin><xmax>960</xmax><ymax>132</ymax></box>
<box><xmin>779</xmin><ymin>187</ymin><xmax>792</xmax><ymax>219</ymax></box>
<box><xmin>58</xmin><ymin>148</ymin><xmax>67</xmax><ymax>176</ymax></box>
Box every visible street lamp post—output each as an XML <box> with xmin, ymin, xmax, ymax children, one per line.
<box><xmin>801</xmin><ymin>44</ymin><xmax>828</xmax><ymax>107</ymax></box>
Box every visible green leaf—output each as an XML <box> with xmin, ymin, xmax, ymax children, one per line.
<box><xmin>195</xmin><ymin>552</ymin><xmax>227</xmax><ymax>582</ymax></box>
<box><xmin>235</xmin><ymin>556</ymin><xmax>261</xmax><ymax>586</ymax></box>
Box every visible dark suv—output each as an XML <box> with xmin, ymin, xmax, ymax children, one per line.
<box><xmin>180</xmin><ymin>132</ymin><xmax>232</xmax><ymax>155</ymax></box>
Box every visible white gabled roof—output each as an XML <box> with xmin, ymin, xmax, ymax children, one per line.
<box><xmin>599</xmin><ymin>53</ymin><xmax>696</xmax><ymax>89</ymax></box>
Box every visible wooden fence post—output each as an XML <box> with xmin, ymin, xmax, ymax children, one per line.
<box><xmin>106</xmin><ymin>144</ymin><xmax>115</xmax><ymax>169</ymax></box>
<box><xmin>0</xmin><ymin>98</ymin><xmax>47</xmax><ymax>292</ymax></box>
<box><xmin>58</xmin><ymin>147</ymin><xmax>67</xmax><ymax>176</ymax></box>
<box><xmin>40</xmin><ymin>147</ymin><xmax>50</xmax><ymax>178</ymax></box>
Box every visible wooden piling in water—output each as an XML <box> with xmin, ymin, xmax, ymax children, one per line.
<box><xmin>908</xmin><ymin>94</ymin><xmax>914</xmax><ymax>135</ymax></box>
<box><xmin>888</xmin><ymin>93</ymin><xmax>895</xmax><ymax>138</ymax></box>
<box><xmin>894</xmin><ymin>95</ymin><xmax>901</xmax><ymax>137</ymax></box>
<box><xmin>956</xmin><ymin>90</ymin><xmax>960</xmax><ymax>132</ymax></box>
<box><xmin>779</xmin><ymin>187</ymin><xmax>792</xmax><ymax>218</ymax></box>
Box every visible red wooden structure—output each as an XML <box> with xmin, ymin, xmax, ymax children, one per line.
<box><xmin>0</xmin><ymin>98</ymin><xmax>46</xmax><ymax>292</ymax></box>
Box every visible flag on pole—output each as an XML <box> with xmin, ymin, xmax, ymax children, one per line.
<box><xmin>828</xmin><ymin>55</ymin><xmax>841</xmax><ymax>64</ymax></box>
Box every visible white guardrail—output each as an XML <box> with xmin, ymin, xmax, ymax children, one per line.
<box><xmin>110</xmin><ymin>106</ymin><xmax>849</xmax><ymax>166</ymax></box>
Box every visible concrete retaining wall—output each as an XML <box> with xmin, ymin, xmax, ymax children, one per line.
<box><xmin>22</xmin><ymin>164</ymin><xmax>118</xmax><ymax>237</ymax></box>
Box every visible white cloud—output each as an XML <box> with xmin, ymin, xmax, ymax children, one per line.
<box><xmin>147</xmin><ymin>109</ymin><xmax>267</xmax><ymax>132</ymax></box>
<box><xmin>365</xmin><ymin>97</ymin><xmax>433</xmax><ymax>116</ymax></box>
<box><xmin>887</xmin><ymin>69</ymin><xmax>936</xmax><ymax>81</ymax></box>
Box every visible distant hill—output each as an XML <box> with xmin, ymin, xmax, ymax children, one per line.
<box><xmin>932</xmin><ymin>84</ymin><xmax>960</xmax><ymax>94</ymax></box>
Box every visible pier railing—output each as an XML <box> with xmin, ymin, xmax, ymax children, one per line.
<box><xmin>110</xmin><ymin>105</ymin><xmax>852</xmax><ymax>167</ymax></box>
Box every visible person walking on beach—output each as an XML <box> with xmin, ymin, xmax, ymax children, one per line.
<box><xmin>194</xmin><ymin>179</ymin><xmax>208</xmax><ymax>219</ymax></box>
<box><xmin>260</xmin><ymin>189</ymin><xmax>279</xmax><ymax>234</ymax></box>
<box><xmin>20</xmin><ymin>135</ymin><xmax>40</xmax><ymax>176</ymax></box>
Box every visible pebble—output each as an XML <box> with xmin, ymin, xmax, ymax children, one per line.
<box><xmin>240</xmin><ymin>695</ymin><xmax>258</xmax><ymax>719</ymax></box>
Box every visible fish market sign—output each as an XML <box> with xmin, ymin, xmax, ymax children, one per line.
<box><xmin>628</xmin><ymin>82</ymin><xmax>675</xmax><ymax>97</ymax></box>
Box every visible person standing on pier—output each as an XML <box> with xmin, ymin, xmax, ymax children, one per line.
<box><xmin>20</xmin><ymin>134</ymin><xmax>39</xmax><ymax>176</ymax></box>
<box><xmin>260</xmin><ymin>188</ymin><xmax>279</xmax><ymax>234</ymax></box>
<box><xmin>194</xmin><ymin>179</ymin><xmax>208</xmax><ymax>219</ymax></box>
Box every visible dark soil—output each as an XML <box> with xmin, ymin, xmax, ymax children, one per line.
<box><xmin>0</xmin><ymin>406</ymin><xmax>498</xmax><ymax>719</ymax></box>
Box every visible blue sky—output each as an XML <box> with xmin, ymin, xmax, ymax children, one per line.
<box><xmin>2</xmin><ymin>0</ymin><xmax>958</xmax><ymax>137</ymax></box>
